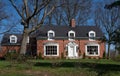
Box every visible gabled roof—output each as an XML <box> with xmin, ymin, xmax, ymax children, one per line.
<box><xmin>35</xmin><ymin>25</ymin><xmax>104</xmax><ymax>39</ymax></box>
<box><xmin>1</xmin><ymin>34</ymin><xmax>22</xmax><ymax>46</ymax></box>
<box><xmin>1</xmin><ymin>25</ymin><xmax>104</xmax><ymax>45</ymax></box>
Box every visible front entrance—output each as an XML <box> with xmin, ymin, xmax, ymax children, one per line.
<box><xmin>67</xmin><ymin>42</ymin><xmax>78</xmax><ymax>58</ymax></box>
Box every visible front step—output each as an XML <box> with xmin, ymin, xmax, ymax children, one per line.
<box><xmin>66</xmin><ymin>56</ymin><xmax>82</xmax><ymax>59</ymax></box>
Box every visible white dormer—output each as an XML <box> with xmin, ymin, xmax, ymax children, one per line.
<box><xmin>48</xmin><ymin>30</ymin><xmax>55</xmax><ymax>40</ymax></box>
<box><xmin>10</xmin><ymin>35</ymin><xmax>17</xmax><ymax>43</ymax></box>
<box><xmin>89</xmin><ymin>31</ymin><xmax>96</xmax><ymax>41</ymax></box>
<box><xmin>68</xmin><ymin>30</ymin><xmax>75</xmax><ymax>40</ymax></box>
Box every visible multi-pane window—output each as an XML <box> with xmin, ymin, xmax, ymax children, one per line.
<box><xmin>44</xmin><ymin>43</ymin><xmax>59</xmax><ymax>56</ymax></box>
<box><xmin>87</xmin><ymin>46</ymin><xmax>98</xmax><ymax>55</ymax></box>
<box><xmin>90</xmin><ymin>33</ymin><xmax>95</xmax><ymax>40</ymax></box>
<box><xmin>45</xmin><ymin>46</ymin><xmax>57</xmax><ymax>55</ymax></box>
<box><xmin>89</xmin><ymin>31</ymin><xmax>95</xmax><ymax>41</ymax></box>
<box><xmin>68</xmin><ymin>30</ymin><xmax>75</xmax><ymax>40</ymax></box>
<box><xmin>70</xmin><ymin>33</ymin><xmax>74</xmax><ymax>39</ymax></box>
<box><xmin>10</xmin><ymin>35</ymin><xmax>17</xmax><ymax>43</ymax></box>
<box><xmin>48</xmin><ymin>30</ymin><xmax>55</xmax><ymax>40</ymax></box>
<box><xmin>49</xmin><ymin>33</ymin><xmax>54</xmax><ymax>39</ymax></box>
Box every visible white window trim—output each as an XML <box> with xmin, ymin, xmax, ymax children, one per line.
<box><xmin>85</xmin><ymin>43</ymin><xmax>100</xmax><ymax>56</ymax></box>
<box><xmin>44</xmin><ymin>43</ymin><xmax>59</xmax><ymax>56</ymax></box>
<box><xmin>48</xmin><ymin>30</ymin><xmax>55</xmax><ymax>40</ymax></box>
<box><xmin>10</xmin><ymin>35</ymin><xmax>17</xmax><ymax>43</ymax></box>
<box><xmin>68</xmin><ymin>30</ymin><xmax>75</xmax><ymax>41</ymax></box>
<box><xmin>89</xmin><ymin>31</ymin><xmax>96</xmax><ymax>41</ymax></box>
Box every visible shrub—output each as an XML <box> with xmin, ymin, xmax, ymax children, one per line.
<box><xmin>103</xmin><ymin>51</ymin><xmax>106</xmax><ymax>59</ymax></box>
<box><xmin>112</xmin><ymin>55</ymin><xmax>120</xmax><ymax>62</ymax></box>
<box><xmin>36</xmin><ymin>52</ymin><xmax>43</xmax><ymax>59</ymax></box>
<box><xmin>4</xmin><ymin>50</ymin><xmax>19</xmax><ymax>61</ymax></box>
<box><xmin>61</xmin><ymin>52</ymin><xmax>65</xmax><ymax>59</ymax></box>
<box><xmin>83</xmin><ymin>53</ymin><xmax>85</xmax><ymax>59</ymax></box>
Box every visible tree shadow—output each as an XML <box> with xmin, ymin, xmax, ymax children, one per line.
<box><xmin>34</xmin><ymin>61</ymin><xmax>120</xmax><ymax>76</ymax></box>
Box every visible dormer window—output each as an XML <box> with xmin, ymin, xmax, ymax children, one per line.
<box><xmin>48</xmin><ymin>30</ymin><xmax>55</xmax><ymax>40</ymax></box>
<box><xmin>89</xmin><ymin>31</ymin><xmax>96</xmax><ymax>41</ymax></box>
<box><xmin>10</xmin><ymin>35</ymin><xmax>17</xmax><ymax>43</ymax></box>
<box><xmin>68</xmin><ymin>30</ymin><xmax>75</xmax><ymax>40</ymax></box>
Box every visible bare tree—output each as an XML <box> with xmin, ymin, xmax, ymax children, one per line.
<box><xmin>0</xmin><ymin>1</ymin><xmax>20</xmax><ymax>35</ymax></box>
<box><xmin>105</xmin><ymin>0</ymin><xmax>120</xmax><ymax>9</ymax></box>
<box><xmin>9</xmin><ymin>0</ymin><xmax>59</xmax><ymax>55</ymax></box>
<box><xmin>94</xmin><ymin>1</ymin><xmax>120</xmax><ymax>59</ymax></box>
<box><xmin>45</xmin><ymin>0</ymin><xmax>92</xmax><ymax>25</ymax></box>
<box><xmin>0</xmin><ymin>1</ymin><xmax>8</xmax><ymax>21</ymax></box>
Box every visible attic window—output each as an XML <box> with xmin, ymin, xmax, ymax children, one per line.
<box><xmin>68</xmin><ymin>30</ymin><xmax>75</xmax><ymax>40</ymax></box>
<box><xmin>10</xmin><ymin>35</ymin><xmax>17</xmax><ymax>43</ymax></box>
<box><xmin>48</xmin><ymin>30</ymin><xmax>55</xmax><ymax>40</ymax></box>
<box><xmin>89</xmin><ymin>31</ymin><xmax>96</xmax><ymax>41</ymax></box>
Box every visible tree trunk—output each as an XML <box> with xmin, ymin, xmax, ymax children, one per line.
<box><xmin>20</xmin><ymin>28</ymin><xmax>29</xmax><ymax>55</ymax></box>
<box><xmin>107</xmin><ymin>43</ymin><xmax>110</xmax><ymax>59</ymax></box>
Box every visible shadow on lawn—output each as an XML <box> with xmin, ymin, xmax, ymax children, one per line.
<box><xmin>34</xmin><ymin>61</ymin><xmax>120</xmax><ymax>76</ymax></box>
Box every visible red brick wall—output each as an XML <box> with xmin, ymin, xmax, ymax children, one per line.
<box><xmin>37</xmin><ymin>39</ymin><xmax>105</xmax><ymax>59</ymax></box>
<box><xmin>0</xmin><ymin>46</ymin><xmax>20</xmax><ymax>57</ymax></box>
<box><xmin>79</xmin><ymin>40</ymin><xmax>105</xmax><ymax>59</ymax></box>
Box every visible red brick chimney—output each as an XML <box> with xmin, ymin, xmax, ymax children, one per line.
<box><xmin>70</xmin><ymin>19</ymin><xmax>75</xmax><ymax>27</ymax></box>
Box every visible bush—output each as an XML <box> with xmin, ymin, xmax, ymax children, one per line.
<box><xmin>36</xmin><ymin>52</ymin><xmax>43</xmax><ymax>59</ymax></box>
<box><xmin>112</xmin><ymin>55</ymin><xmax>120</xmax><ymax>62</ymax></box>
<box><xmin>4</xmin><ymin>50</ymin><xmax>19</xmax><ymax>61</ymax></box>
<box><xmin>83</xmin><ymin>53</ymin><xmax>85</xmax><ymax>59</ymax></box>
<box><xmin>103</xmin><ymin>51</ymin><xmax>106</xmax><ymax>59</ymax></box>
<box><xmin>61</xmin><ymin>52</ymin><xmax>65</xmax><ymax>59</ymax></box>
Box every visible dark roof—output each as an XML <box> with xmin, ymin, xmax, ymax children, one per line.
<box><xmin>36</xmin><ymin>25</ymin><xmax>104</xmax><ymax>39</ymax></box>
<box><xmin>1</xmin><ymin>25</ymin><xmax>104</xmax><ymax>45</ymax></box>
<box><xmin>1</xmin><ymin>34</ymin><xmax>22</xmax><ymax>45</ymax></box>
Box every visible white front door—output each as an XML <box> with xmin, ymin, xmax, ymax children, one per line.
<box><xmin>68</xmin><ymin>46</ymin><xmax>74</xmax><ymax>57</ymax></box>
<box><xmin>68</xmin><ymin>46</ymin><xmax>78</xmax><ymax>57</ymax></box>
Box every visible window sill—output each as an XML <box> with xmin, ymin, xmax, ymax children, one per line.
<box><xmin>86</xmin><ymin>54</ymin><xmax>99</xmax><ymax>56</ymax></box>
<box><xmin>44</xmin><ymin>55</ymin><xmax>59</xmax><ymax>56</ymax></box>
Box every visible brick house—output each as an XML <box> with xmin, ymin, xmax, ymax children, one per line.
<box><xmin>0</xmin><ymin>19</ymin><xmax>105</xmax><ymax>59</ymax></box>
<box><xmin>0</xmin><ymin>34</ymin><xmax>36</xmax><ymax>57</ymax></box>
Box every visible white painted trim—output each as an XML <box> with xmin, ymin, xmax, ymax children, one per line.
<box><xmin>89</xmin><ymin>30</ymin><xmax>96</xmax><ymax>41</ymax></box>
<box><xmin>67</xmin><ymin>42</ymin><xmax>78</xmax><ymax>57</ymax></box>
<box><xmin>10</xmin><ymin>35</ymin><xmax>17</xmax><ymax>43</ymax></box>
<box><xmin>68</xmin><ymin>30</ymin><xmax>75</xmax><ymax>41</ymax></box>
<box><xmin>47</xmin><ymin>30</ymin><xmax>55</xmax><ymax>40</ymax></box>
<box><xmin>85</xmin><ymin>43</ymin><xmax>100</xmax><ymax>56</ymax></box>
<box><xmin>44</xmin><ymin>43</ymin><xmax>59</xmax><ymax>56</ymax></box>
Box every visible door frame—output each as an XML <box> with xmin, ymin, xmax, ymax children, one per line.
<box><xmin>67</xmin><ymin>42</ymin><xmax>78</xmax><ymax>58</ymax></box>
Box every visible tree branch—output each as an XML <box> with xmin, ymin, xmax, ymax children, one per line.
<box><xmin>9</xmin><ymin>0</ymin><xmax>25</xmax><ymax>21</ymax></box>
<box><xmin>27</xmin><ymin>0</ymin><xmax>50</xmax><ymax>22</ymax></box>
<box><xmin>23</xmin><ymin>0</ymin><xmax>29</xmax><ymax>18</ymax></box>
<box><xmin>0</xmin><ymin>25</ymin><xmax>16</xmax><ymax>34</ymax></box>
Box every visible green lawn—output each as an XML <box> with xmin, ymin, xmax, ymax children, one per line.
<box><xmin>0</xmin><ymin>59</ymin><xmax>120</xmax><ymax>76</ymax></box>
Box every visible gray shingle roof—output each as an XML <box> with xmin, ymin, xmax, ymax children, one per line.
<box><xmin>36</xmin><ymin>25</ymin><xmax>104</xmax><ymax>39</ymax></box>
<box><xmin>1</xmin><ymin>25</ymin><xmax>104</xmax><ymax>45</ymax></box>
<box><xmin>1</xmin><ymin>34</ymin><xmax>22</xmax><ymax>45</ymax></box>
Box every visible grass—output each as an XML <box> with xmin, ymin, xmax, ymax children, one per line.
<box><xmin>0</xmin><ymin>59</ymin><xmax>120</xmax><ymax>76</ymax></box>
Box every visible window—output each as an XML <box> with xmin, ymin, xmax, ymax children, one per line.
<box><xmin>44</xmin><ymin>43</ymin><xmax>59</xmax><ymax>56</ymax></box>
<box><xmin>85</xmin><ymin>44</ymin><xmax>99</xmax><ymax>56</ymax></box>
<box><xmin>68</xmin><ymin>30</ymin><xmax>75</xmax><ymax>40</ymax></box>
<box><xmin>48</xmin><ymin>30</ymin><xmax>55</xmax><ymax>40</ymax></box>
<box><xmin>10</xmin><ymin>35</ymin><xmax>17</xmax><ymax>43</ymax></box>
<box><xmin>89</xmin><ymin>31</ymin><xmax>96</xmax><ymax>41</ymax></box>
